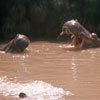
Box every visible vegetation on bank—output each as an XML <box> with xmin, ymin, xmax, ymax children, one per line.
<box><xmin>0</xmin><ymin>0</ymin><xmax>100</xmax><ymax>40</ymax></box>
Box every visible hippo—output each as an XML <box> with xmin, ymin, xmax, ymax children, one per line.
<box><xmin>0</xmin><ymin>34</ymin><xmax>30</xmax><ymax>53</ymax></box>
<box><xmin>58</xmin><ymin>19</ymin><xmax>100</xmax><ymax>49</ymax></box>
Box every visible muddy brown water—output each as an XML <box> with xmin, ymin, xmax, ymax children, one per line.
<box><xmin>0</xmin><ymin>41</ymin><xmax>100</xmax><ymax>100</ymax></box>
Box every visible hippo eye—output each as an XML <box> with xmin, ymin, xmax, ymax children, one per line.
<box><xmin>15</xmin><ymin>34</ymin><xmax>20</xmax><ymax>39</ymax></box>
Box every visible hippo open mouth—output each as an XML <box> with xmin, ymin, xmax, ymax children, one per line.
<box><xmin>58</xmin><ymin>19</ymin><xmax>100</xmax><ymax>49</ymax></box>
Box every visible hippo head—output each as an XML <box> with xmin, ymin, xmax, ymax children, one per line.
<box><xmin>58</xmin><ymin>19</ymin><xmax>85</xmax><ymax>47</ymax></box>
<box><xmin>58</xmin><ymin>19</ymin><xmax>100</xmax><ymax>49</ymax></box>
<box><xmin>12</xmin><ymin>34</ymin><xmax>30</xmax><ymax>52</ymax></box>
<box><xmin>58</xmin><ymin>19</ymin><xmax>81</xmax><ymax>37</ymax></box>
<box><xmin>2</xmin><ymin>34</ymin><xmax>30</xmax><ymax>53</ymax></box>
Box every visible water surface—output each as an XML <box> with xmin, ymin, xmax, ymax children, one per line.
<box><xmin>0</xmin><ymin>41</ymin><xmax>100</xmax><ymax>100</ymax></box>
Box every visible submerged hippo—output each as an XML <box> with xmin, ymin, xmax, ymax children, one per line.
<box><xmin>0</xmin><ymin>34</ymin><xmax>30</xmax><ymax>53</ymax></box>
<box><xmin>58</xmin><ymin>19</ymin><xmax>100</xmax><ymax>49</ymax></box>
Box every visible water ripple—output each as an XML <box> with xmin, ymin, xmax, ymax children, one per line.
<box><xmin>0</xmin><ymin>77</ymin><xmax>73</xmax><ymax>100</ymax></box>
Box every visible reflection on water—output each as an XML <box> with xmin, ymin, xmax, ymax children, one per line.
<box><xmin>71</xmin><ymin>56</ymin><xmax>77</xmax><ymax>81</ymax></box>
<box><xmin>0</xmin><ymin>41</ymin><xmax>100</xmax><ymax>100</ymax></box>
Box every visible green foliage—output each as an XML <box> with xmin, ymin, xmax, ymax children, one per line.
<box><xmin>0</xmin><ymin>0</ymin><xmax>100</xmax><ymax>40</ymax></box>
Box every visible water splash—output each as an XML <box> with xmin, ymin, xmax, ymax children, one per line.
<box><xmin>0</xmin><ymin>77</ymin><xmax>73</xmax><ymax>100</ymax></box>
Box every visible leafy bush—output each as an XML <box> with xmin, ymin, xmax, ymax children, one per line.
<box><xmin>0</xmin><ymin>0</ymin><xmax>100</xmax><ymax>40</ymax></box>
